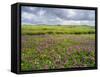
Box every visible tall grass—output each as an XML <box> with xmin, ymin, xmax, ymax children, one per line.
<box><xmin>21</xmin><ymin>34</ymin><xmax>95</xmax><ymax>70</ymax></box>
<box><xmin>22</xmin><ymin>25</ymin><xmax>95</xmax><ymax>35</ymax></box>
<box><xmin>21</xmin><ymin>25</ymin><xmax>95</xmax><ymax>71</ymax></box>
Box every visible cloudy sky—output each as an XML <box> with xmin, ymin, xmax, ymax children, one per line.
<box><xmin>21</xmin><ymin>6</ymin><xmax>95</xmax><ymax>26</ymax></box>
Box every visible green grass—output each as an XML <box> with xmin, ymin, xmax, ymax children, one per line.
<box><xmin>22</xmin><ymin>25</ymin><xmax>95</xmax><ymax>35</ymax></box>
<box><xmin>21</xmin><ymin>25</ymin><xmax>95</xmax><ymax>71</ymax></box>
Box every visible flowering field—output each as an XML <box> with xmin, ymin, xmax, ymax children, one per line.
<box><xmin>21</xmin><ymin>25</ymin><xmax>95</xmax><ymax>71</ymax></box>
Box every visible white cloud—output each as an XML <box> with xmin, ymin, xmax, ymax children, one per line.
<box><xmin>61</xmin><ymin>20</ymin><xmax>95</xmax><ymax>26</ymax></box>
<box><xmin>61</xmin><ymin>20</ymin><xmax>80</xmax><ymax>25</ymax></box>
<box><xmin>22</xmin><ymin>12</ymin><xmax>34</xmax><ymax>20</ymax></box>
<box><xmin>38</xmin><ymin>9</ymin><xmax>45</xmax><ymax>16</ymax></box>
<box><xmin>29</xmin><ymin>7</ymin><xmax>36</xmax><ymax>11</ymax></box>
<box><xmin>67</xmin><ymin>9</ymin><xmax>76</xmax><ymax>17</ymax></box>
<box><xmin>21</xmin><ymin>6</ymin><xmax>95</xmax><ymax>26</ymax></box>
<box><xmin>88</xmin><ymin>11</ymin><xmax>95</xmax><ymax>20</ymax></box>
<box><xmin>56</xmin><ymin>17</ymin><xmax>63</xmax><ymax>21</ymax></box>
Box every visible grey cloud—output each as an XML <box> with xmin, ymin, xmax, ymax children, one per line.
<box><xmin>21</xmin><ymin>6</ymin><xmax>95</xmax><ymax>25</ymax></box>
